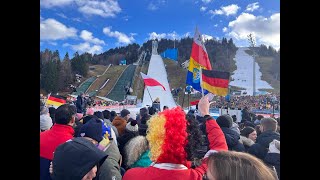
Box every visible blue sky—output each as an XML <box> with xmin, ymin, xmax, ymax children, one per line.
<box><xmin>40</xmin><ymin>0</ymin><xmax>280</xmax><ymax>59</ymax></box>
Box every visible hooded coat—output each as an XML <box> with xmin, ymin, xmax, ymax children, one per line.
<box><xmin>248</xmin><ymin>130</ymin><xmax>280</xmax><ymax>160</ymax></box>
<box><xmin>221</xmin><ymin>127</ymin><xmax>245</xmax><ymax>152</ymax></box>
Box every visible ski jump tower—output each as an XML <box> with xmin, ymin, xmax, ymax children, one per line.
<box><xmin>152</xmin><ymin>40</ymin><xmax>158</xmax><ymax>55</ymax></box>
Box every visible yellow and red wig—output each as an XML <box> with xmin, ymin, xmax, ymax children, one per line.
<box><xmin>146</xmin><ymin>107</ymin><xmax>189</xmax><ymax>167</ymax></box>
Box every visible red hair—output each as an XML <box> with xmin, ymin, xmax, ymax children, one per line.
<box><xmin>156</xmin><ymin>107</ymin><xmax>188</xmax><ymax>166</ymax></box>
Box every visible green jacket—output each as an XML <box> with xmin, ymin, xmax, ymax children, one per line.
<box><xmin>99</xmin><ymin>139</ymin><xmax>122</xmax><ymax>180</ymax></box>
<box><xmin>131</xmin><ymin>150</ymin><xmax>152</xmax><ymax>168</ymax></box>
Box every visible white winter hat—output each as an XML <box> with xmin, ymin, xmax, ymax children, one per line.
<box><xmin>40</xmin><ymin>114</ymin><xmax>53</xmax><ymax>131</ymax></box>
<box><xmin>126</xmin><ymin>120</ymin><xmax>138</xmax><ymax>132</ymax></box>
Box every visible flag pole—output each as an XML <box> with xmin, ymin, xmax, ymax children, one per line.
<box><xmin>181</xmin><ymin>89</ymin><xmax>185</xmax><ymax>108</ymax></box>
<box><xmin>146</xmin><ymin>87</ymin><xmax>153</xmax><ymax>103</ymax></box>
<box><xmin>44</xmin><ymin>92</ymin><xmax>51</xmax><ymax>107</ymax></box>
<box><xmin>200</xmin><ymin>67</ymin><xmax>204</xmax><ymax>97</ymax></box>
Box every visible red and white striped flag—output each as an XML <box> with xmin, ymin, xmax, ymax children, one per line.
<box><xmin>140</xmin><ymin>72</ymin><xmax>166</xmax><ymax>90</ymax></box>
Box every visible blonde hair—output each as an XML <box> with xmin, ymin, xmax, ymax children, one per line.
<box><xmin>207</xmin><ymin>151</ymin><xmax>277</xmax><ymax>180</ymax></box>
<box><xmin>146</xmin><ymin>114</ymin><xmax>166</xmax><ymax>161</ymax></box>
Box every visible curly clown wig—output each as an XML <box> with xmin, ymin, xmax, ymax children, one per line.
<box><xmin>146</xmin><ymin>107</ymin><xmax>189</xmax><ymax>167</ymax></box>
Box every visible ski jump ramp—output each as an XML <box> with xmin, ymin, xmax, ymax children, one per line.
<box><xmin>142</xmin><ymin>54</ymin><xmax>177</xmax><ymax>110</ymax></box>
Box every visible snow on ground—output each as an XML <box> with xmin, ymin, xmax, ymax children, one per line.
<box><xmin>142</xmin><ymin>54</ymin><xmax>177</xmax><ymax>110</ymax></box>
<box><xmin>229</xmin><ymin>47</ymin><xmax>273</xmax><ymax>96</ymax></box>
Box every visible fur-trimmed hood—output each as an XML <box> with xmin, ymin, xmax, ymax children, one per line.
<box><xmin>124</xmin><ymin>135</ymin><xmax>150</xmax><ymax>167</ymax></box>
<box><xmin>239</xmin><ymin>135</ymin><xmax>255</xmax><ymax>147</ymax></box>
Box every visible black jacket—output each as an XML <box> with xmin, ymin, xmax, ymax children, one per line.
<box><xmin>264</xmin><ymin>153</ymin><xmax>280</xmax><ymax>179</ymax></box>
<box><xmin>248</xmin><ymin>130</ymin><xmax>280</xmax><ymax>160</ymax></box>
<box><xmin>76</xmin><ymin>96</ymin><xmax>86</xmax><ymax>113</ymax></box>
<box><xmin>221</xmin><ymin>127</ymin><xmax>245</xmax><ymax>152</ymax></box>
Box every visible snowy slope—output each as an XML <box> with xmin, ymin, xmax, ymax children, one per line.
<box><xmin>229</xmin><ymin>47</ymin><xmax>273</xmax><ymax>95</ymax></box>
<box><xmin>142</xmin><ymin>54</ymin><xmax>177</xmax><ymax>109</ymax></box>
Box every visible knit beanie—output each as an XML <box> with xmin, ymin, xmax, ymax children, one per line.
<box><xmin>40</xmin><ymin>114</ymin><xmax>53</xmax><ymax>131</ymax></box>
<box><xmin>79</xmin><ymin>118</ymin><xmax>103</xmax><ymax>143</ymax></box>
<box><xmin>126</xmin><ymin>120</ymin><xmax>139</xmax><ymax>132</ymax></box>
<box><xmin>216</xmin><ymin>114</ymin><xmax>233</xmax><ymax>128</ymax></box>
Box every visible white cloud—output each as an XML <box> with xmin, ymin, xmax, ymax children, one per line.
<box><xmin>202</xmin><ymin>34</ymin><xmax>213</xmax><ymax>41</ymax></box>
<box><xmin>72</xmin><ymin>18</ymin><xmax>82</xmax><ymax>22</ymax></box>
<box><xmin>40</xmin><ymin>0</ymin><xmax>73</xmax><ymax>8</ymax></box>
<box><xmin>200</xmin><ymin>6</ymin><xmax>207</xmax><ymax>12</ymax></box>
<box><xmin>202</xmin><ymin>0</ymin><xmax>211</xmax><ymax>4</ymax></box>
<box><xmin>63</xmin><ymin>42</ymin><xmax>103</xmax><ymax>54</ymax></box>
<box><xmin>148</xmin><ymin>32</ymin><xmax>167</xmax><ymax>40</ymax></box>
<box><xmin>130</xmin><ymin>33</ymin><xmax>138</xmax><ymax>36</ymax></box>
<box><xmin>227</xmin><ymin>13</ymin><xmax>280</xmax><ymax>49</ymax></box>
<box><xmin>57</xmin><ymin>13</ymin><xmax>67</xmax><ymax>19</ymax></box>
<box><xmin>103</xmin><ymin>27</ymin><xmax>135</xmax><ymax>45</ymax></box>
<box><xmin>48</xmin><ymin>42</ymin><xmax>58</xmax><ymax>46</ymax></box>
<box><xmin>222</xmin><ymin>27</ymin><xmax>228</xmax><ymax>32</ymax></box>
<box><xmin>147</xmin><ymin>0</ymin><xmax>167</xmax><ymax>11</ymax></box>
<box><xmin>210</xmin><ymin>4</ymin><xmax>240</xmax><ymax>16</ymax></box>
<box><xmin>246</xmin><ymin>2</ymin><xmax>259</xmax><ymax>12</ymax></box>
<box><xmin>40</xmin><ymin>18</ymin><xmax>77</xmax><ymax>40</ymax></box>
<box><xmin>167</xmin><ymin>31</ymin><xmax>179</xmax><ymax>40</ymax></box>
<box><xmin>41</xmin><ymin>0</ymin><xmax>122</xmax><ymax>18</ymax></box>
<box><xmin>149</xmin><ymin>31</ymin><xmax>195</xmax><ymax>40</ymax></box>
<box><xmin>77</xmin><ymin>0</ymin><xmax>121</xmax><ymax>18</ymax></box>
<box><xmin>183</xmin><ymin>32</ymin><xmax>191</xmax><ymax>37</ymax></box>
<box><xmin>80</xmin><ymin>30</ymin><xmax>105</xmax><ymax>45</ymax></box>
<box><xmin>214</xmin><ymin>24</ymin><xmax>218</xmax><ymax>27</ymax></box>
<box><xmin>148</xmin><ymin>3</ymin><xmax>158</xmax><ymax>10</ymax></box>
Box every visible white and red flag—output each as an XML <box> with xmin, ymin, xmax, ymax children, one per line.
<box><xmin>140</xmin><ymin>72</ymin><xmax>166</xmax><ymax>90</ymax></box>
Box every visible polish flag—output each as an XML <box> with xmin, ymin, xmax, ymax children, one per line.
<box><xmin>140</xmin><ymin>72</ymin><xmax>166</xmax><ymax>90</ymax></box>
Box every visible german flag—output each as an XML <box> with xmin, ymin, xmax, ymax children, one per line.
<box><xmin>202</xmin><ymin>69</ymin><xmax>230</xmax><ymax>97</ymax></box>
<box><xmin>46</xmin><ymin>94</ymin><xmax>66</xmax><ymax>107</ymax></box>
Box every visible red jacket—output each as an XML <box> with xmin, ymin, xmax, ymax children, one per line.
<box><xmin>123</xmin><ymin>118</ymin><xmax>227</xmax><ymax>180</ymax></box>
<box><xmin>40</xmin><ymin>124</ymin><xmax>74</xmax><ymax>160</ymax></box>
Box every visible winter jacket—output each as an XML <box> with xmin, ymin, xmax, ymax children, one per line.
<box><xmin>122</xmin><ymin>117</ymin><xmax>228</xmax><ymax>180</ymax></box>
<box><xmin>40</xmin><ymin>124</ymin><xmax>74</xmax><ymax>180</ymax></box>
<box><xmin>264</xmin><ymin>153</ymin><xmax>280</xmax><ymax>179</ymax></box>
<box><xmin>138</xmin><ymin>123</ymin><xmax>148</xmax><ymax>136</ymax></box>
<box><xmin>124</xmin><ymin>136</ymin><xmax>151</xmax><ymax>169</ymax></box>
<box><xmin>118</xmin><ymin>130</ymin><xmax>139</xmax><ymax>168</ymax></box>
<box><xmin>112</xmin><ymin>116</ymin><xmax>127</xmax><ymax>136</ymax></box>
<box><xmin>231</xmin><ymin>122</ymin><xmax>240</xmax><ymax>135</ymax></box>
<box><xmin>248</xmin><ymin>130</ymin><xmax>280</xmax><ymax>160</ymax></box>
<box><xmin>221</xmin><ymin>127</ymin><xmax>245</xmax><ymax>152</ymax></box>
<box><xmin>99</xmin><ymin>139</ymin><xmax>122</xmax><ymax>180</ymax></box>
<box><xmin>131</xmin><ymin>150</ymin><xmax>152</xmax><ymax>168</ymax></box>
<box><xmin>239</xmin><ymin>135</ymin><xmax>255</xmax><ymax>152</ymax></box>
<box><xmin>76</xmin><ymin>96</ymin><xmax>86</xmax><ymax>113</ymax></box>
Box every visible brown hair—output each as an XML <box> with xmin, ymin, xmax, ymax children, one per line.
<box><xmin>260</xmin><ymin>118</ymin><xmax>278</xmax><ymax>132</ymax></box>
<box><xmin>207</xmin><ymin>151</ymin><xmax>277</xmax><ymax>180</ymax></box>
